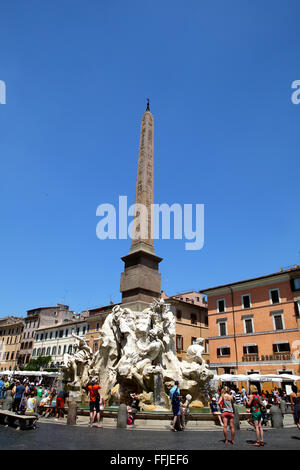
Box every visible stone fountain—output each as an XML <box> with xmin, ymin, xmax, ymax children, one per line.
<box><xmin>62</xmin><ymin>299</ymin><xmax>213</xmax><ymax>408</ymax></box>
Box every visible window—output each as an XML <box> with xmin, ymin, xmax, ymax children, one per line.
<box><xmin>244</xmin><ymin>318</ymin><xmax>254</xmax><ymax>334</ymax></box>
<box><xmin>270</xmin><ymin>289</ymin><xmax>280</xmax><ymax>304</ymax></box>
<box><xmin>41</xmin><ymin>348</ymin><xmax>45</xmax><ymax>356</ymax></box>
<box><xmin>46</xmin><ymin>347</ymin><xmax>50</xmax><ymax>355</ymax></box>
<box><xmin>204</xmin><ymin>315</ymin><xmax>208</xmax><ymax>326</ymax></box>
<box><xmin>37</xmin><ymin>348</ymin><xmax>41</xmax><ymax>357</ymax></box>
<box><xmin>191</xmin><ymin>337</ymin><xmax>197</xmax><ymax>344</ymax></box>
<box><xmin>50</xmin><ymin>332</ymin><xmax>52</xmax><ymax>339</ymax></box>
<box><xmin>68</xmin><ymin>345</ymin><xmax>72</xmax><ymax>354</ymax></box>
<box><xmin>292</xmin><ymin>278</ymin><xmax>300</xmax><ymax>291</ymax></box>
<box><xmin>273</xmin><ymin>313</ymin><xmax>284</xmax><ymax>331</ymax></box>
<box><xmin>58</xmin><ymin>346</ymin><xmax>61</xmax><ymax>355</ymax></box>
<box><xmin>191</xmin><ymin>313</ymin><xmax>197</xmax><ymax>325</ymax></box>
<box><xmin>217</xmin><ymin>347</ymin><xmax>230</xmax><ymax>356</ymax></box>
<box><xmin>176</xmin><ymin>310</ymin><xmax>182</xmax><ymax>320</ymax></box>
<box><xmin>273</xmin><ymin>343</ymin><xmax>290</xmax><ymax>353</ymax></box>
<box><xmin>63</xmin><ymin>345</ymin><xmax>67</xmax><ymax>354</ymax></box>
<box><xmin>40</xmin><ymin>334</ymin><xmax>44</xmax><ymax>341</ymax></box>
<box><xmin>52</xmin><ymin>346</ymin><xmax>56</xmax><ymax>355</ymax></box>
<box><xmin>196</xmin><ymin>297</ymin><xmax>200</xmax><ymax>302</ymax></box>
<box><xmin>10</xmin><ymin>351</ymin><xmax>14</xmax><ymax>360</ymax></box>
<box><xmin>242</xmin><ymin>294</ymin><xmax>251</xmax><ymax>309</ymax></box>
<box><xmin>65</xmin><ymin>329</ymin><xmax>68</xmax><ymax>337</ymax></box>
<box><xmin>55</xmin><ymin>331</ymin><xmax>58</xmax><ymax>338</ymax></box>
<box><xmin>217</xmin><ymin>299</ymin><xmax>226</xmax><ymax>313</ymax></box>
<box><xmin>82</xmin><ymin>326</ymin><xmax>86</xmax><ymax>335</ymax></box>
<box><xmin>176</xmin><ymin>335</ymin><xmax>183</xmax><ymax>351</ymax></box>
<box><xmin>32</xmin><ymin>349</ymin><xmax>36</xmax><ymax>357</ymax></box>
<box><xmin>59</xmin><ymin>330</ymin><xmax>64</xmax><ymax>338</ymax></box>
<box><xmin>96</xmin><ymin>323</ymin><xmax>100</xmax><ymax>331</ymax></box>
<box><xmin>243</xmin><ymin>345</ymin><xmax>258</xmax><ymax>355</ymax></box>
<box><xmin>295</xmin><ymin>301</ymin><xmax>300</xmax><ymax>317</ymax></box>
<box><xmin>218</xmin><ymin>321</ymin><xmax>227</xmax><ymax>337</ymax></box>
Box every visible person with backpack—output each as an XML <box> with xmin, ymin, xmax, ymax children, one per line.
<box><xmin>246</xmin><ymin>385</ymin><xmax>264</xmax><ymax>446</ymax></box>
<box><xmin>170</xmin><ymin>381</ymin><xmax>183</xmax><ymax>432</ymax></box>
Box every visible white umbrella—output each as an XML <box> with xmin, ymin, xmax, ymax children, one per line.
<box><xmin>278</xmin><ymin>374</ymin><xmax>300</xmax><ymax>381</ymax></box>
<box><xmin>248</xmin><ymin>374</ymin><xmax>283</xmax><ymax>383</ymax></box>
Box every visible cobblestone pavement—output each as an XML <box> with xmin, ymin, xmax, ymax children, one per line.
<box><xmin>0</xmin><ymin>415</ymin><xmax>299</xmax><ymax>450</ymax></box>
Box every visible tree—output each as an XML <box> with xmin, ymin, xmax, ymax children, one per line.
<box><xmin>24</xmin><ymin>356</ymin><xmax>52</xmax><ymax>371</ymax></box>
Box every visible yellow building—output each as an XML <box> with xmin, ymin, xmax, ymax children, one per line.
<box><xmin>86</xmin><ymin>305</ymin><xmax>113</xmax><ymax>352</ymax></box>
<box><xmin>0</xmin><ymin>317</ymin><xmax>24</xmax><ymax>372</ymax></box>
<box><xmin>161</xmin><ymin>291</ymin><xmax>209</xmax><ymax>363</ymax></box>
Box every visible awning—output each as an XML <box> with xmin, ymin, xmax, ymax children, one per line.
<box><xmin>213</xmin><ymin>374</ymin><xmax>250</xmax><ymax>382</ymax></box>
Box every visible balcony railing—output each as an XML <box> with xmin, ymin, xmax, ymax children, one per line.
<box><xmin>242</xmin><ymin>353</ymin><xmax>292</xmax><ymax>362</ymax></box>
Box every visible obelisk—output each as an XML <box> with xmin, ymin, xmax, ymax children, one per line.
<box><xmin>120</xmin><ymin>101</ymin><xmax>162</xmax><ymax>310</ymax></box>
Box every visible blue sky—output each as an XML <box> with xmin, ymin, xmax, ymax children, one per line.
<box><xmin>0</xmin><ymin>0</ymin><xmax>299</xmax><ymax>316</ymax></box>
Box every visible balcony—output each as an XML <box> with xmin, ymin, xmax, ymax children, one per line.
<box><xmin>242</xmin><ymin>354</ymin><xmax>292</xmax><ymax>362</ymax></box>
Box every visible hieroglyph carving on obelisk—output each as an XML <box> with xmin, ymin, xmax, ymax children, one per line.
<box><xmin>131</xmin><ymin>100</ymin><xmax>154</xmax><ymax>250</ymax></box>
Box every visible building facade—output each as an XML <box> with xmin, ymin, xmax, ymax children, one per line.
<box><xmin>161</xmin><ymin>291</ymin><xmax>209</xmax><ymax>362</ymax></box>
<box><xmin>32</xmin><ymin>317</ymin><xmax>89</xmax><ymax>369</ymax></box>
<box><xmin>85</xmin><ymin>305</ymin><xmax>113</xmax><ymax>353</ymax></box>
<box><xmin>18</xmin><ymin>304</ymin><xmax>75</xmax><ymax>367</ymax></box>
<box><xmin>201</xmin><ymin>266</ymin><xmax>300</xmax><ymax>376</ymax></box>
<box><xmin>0</xmin><ymin>317</ymin><xmax>24</xmax><ymax>372</ymax></box>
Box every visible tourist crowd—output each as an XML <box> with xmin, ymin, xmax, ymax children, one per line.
<box><xmin>0</xmin><ymin>375</ymin><xmax>71</xmax><ymax>425</ymax></box>
<box><xmin>1</xmin><ymin>374</ymin><xmax>300</xmax><ymax>441</ymax></box>
<box><xmin>208</xmin><ymin>383</ymin><xmax>300</xmax><ymax>446</ymax></box>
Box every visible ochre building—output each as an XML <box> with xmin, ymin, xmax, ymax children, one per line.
<box><xmin>201</xmin><ymin>266</ymin><xmax>300</xmax><ymax>377</ymax></box>
<box><xmin>0</xmin><ymin>317</ymin><xmax>24</xmax><ymax>372</ymax></box>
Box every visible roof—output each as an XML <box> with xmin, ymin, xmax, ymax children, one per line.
<box><xmin>167</xmin><ymin>297</ymin><xmax>207</xmax><ymax>310</ymax></box>
<box><xmin>88</xmin><ymin>304</ymin><xmax>117</xmax><ymax>316</ymax></box>
<box><xmin>200</xmin><ymin>266</ymin><xmax>300</xmax><ymax>294</ymax></box>
<box><xmin>0</xmin><ymin>316</ymin><xmax>25</xmax><ymax>326</ymax></box>
<box><xmin>35</xmin><ymin>318</ymin><xmax>87</xmax><ymax>332</ymax></box>
<box><xmin>27</xmin><ymin>304</ymin><xmax>69</xmax><ymax>313</ymax></box>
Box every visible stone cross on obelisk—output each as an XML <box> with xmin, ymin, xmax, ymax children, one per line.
<box><xmin>120</xmin><ymin>101</ymin><xmax>163</xmax><ymax>310</ymax></box>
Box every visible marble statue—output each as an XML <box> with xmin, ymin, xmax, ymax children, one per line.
<box><xmin>62</xmin><ymin>299</ymin><xmax>213</xmax><ymax>406</ymax></box>
<box><xmin>62</xmin><ymin>333</ymin><xmax>94</xmax><ymax>387</ymax></box>
<box><xmin>186</xmin><ymin>337</ymin><xmax>205</xmax><ymax>365</ymax></box>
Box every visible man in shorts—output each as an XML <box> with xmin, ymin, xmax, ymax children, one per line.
<box><xmin>55</xmin><ymin>388</ymin><xmax>69</xmax><ymax>420</ymax></box>
<box><xmin>86</xmin><ymin>377</ymin><xmax>102</xmax><ymax>428</ymax></box>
